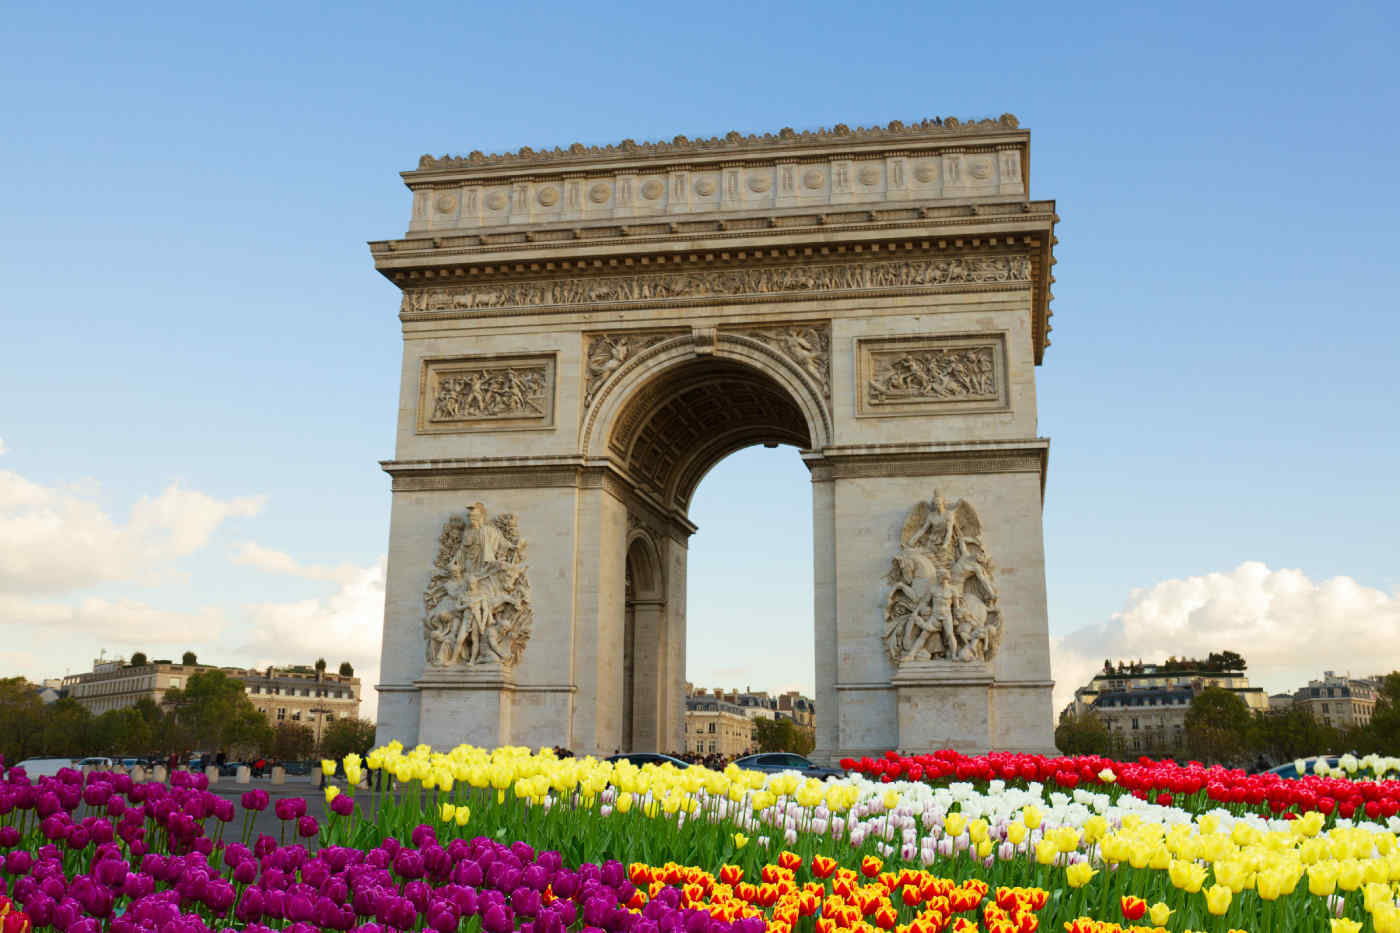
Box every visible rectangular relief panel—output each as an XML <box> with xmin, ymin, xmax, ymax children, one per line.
<box><xmin>417</xmin><ymin>353</ymin><xmax>556</xmax><ymax>434</ymax></box>
<box><xmin>856</xmin><ymin>333</ymin><xmax>1008</xmax><ymax>417</ymax></box>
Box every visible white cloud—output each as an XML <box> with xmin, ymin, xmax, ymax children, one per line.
<box><xmin>0</xmin><ymin>470</ymin><xmax>264</xmax><ymax>595</ymax></box>
<box><xmin>238</xmin><ymin>558</ymin><xmax>386</xmax><ymax>720</ymax></box>
<box><xmin>232</xmin><ymin>541</ymin><xmax>362</xmax><ymax>585</ymax></box>
<box><xmin>0</xmin><ymin>594</ymin><xmax>226</xmax><ymax>678</ymax></box>
<box><xmin>0</xmin><ymin>437</ymin><xmax>7</xmax><ymax>456</ymax></box>
<box><xmin>1052</xmin><ymin>562</ymin><xmax>1400</xmax><ymax>711</ymax></box>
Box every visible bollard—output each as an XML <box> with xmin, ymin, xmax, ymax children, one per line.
<box><xmin>153</xmin><ymin>765</ymin><xmax>167</xmax><ymax>783</ymax></box>
<box><xmin>271</xmin><ymin>766</ymin><xmax>286</xmax><ymax>785</ymax></box>
<box><xmin>131</xmin><ymin>766</ymin><xmax>146</xmax><ymax>782</ymax></box>
<box><xmin>311</xmin><ymin>766</ymin><xmax>323</xmax><ymax>788</ymax></box>
<box><xmin>204</xmin><ymin>765</ymin><xmax>219</xmax><ymax>785</ymax></box>
<box><xmin>236</xmin><ymin>765</ymin><xmax>251</xmax><ymax>784</ymax></box>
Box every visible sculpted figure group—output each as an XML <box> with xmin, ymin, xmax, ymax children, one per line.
<box><xmin>867</xmin><ymin>346</ymin><xmax>996</xmax><ymax>403</ymax></box>
<box><xmin>423</xmin><ymin>503</ymin><xmax>532</xmax><ymax>668</ymax></box>
<box><xmin>882</xmin><ymin>492</ymin><xmax>1003</xmax><ymax>665</ymax></box>
<box><xmin>431</xmin><ymin>367</ymin><xmax>547</xmax><ymax>421</ymax></box>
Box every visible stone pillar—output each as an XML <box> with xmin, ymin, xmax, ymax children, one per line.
<box><xmin>204</xmin><ymin>765</ymin><xmax>219</xmax><ymax>785</ymax></box>
<box><xmin>130</xmin><ymin>766</ymin><xmax>146</xmax><ymax>782</ymax></box>
<box><xmin>311</xmin><ymin>766</ymin><xmax>323</xmax><ymax>788</ymax></box>
<box><xmin>809</xmin><ymin>464</ymin><xmax>839</xmax><ymax>763</ymax></box>
<box><xmin>152</xmin><ymin>765</ymin><xmax>167</xmax><ymax>783</ymax></box>
<box><xmin>271</xmin><ymin>766</ymin><xmax>285</xmax><ymax>785</ymax></box>
<box><xmin>629</xmin><ymin>600</ymin><xmax>666</xmax><ymax>751</ymax></box>
<box><xmin>236</xmin><ymin>765</ymin><xmax>251</xmax><ymax>784</ymax></box>
<box><xmin>416</xmin><ymin>665</ymin><xmax>515</xmax><ymax>749</ymax></box>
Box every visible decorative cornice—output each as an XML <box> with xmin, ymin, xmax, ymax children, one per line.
<box><xmin>411</xmin><ymin>115</ymin><xmax>1021</xmax><ymax>174</ymax></box>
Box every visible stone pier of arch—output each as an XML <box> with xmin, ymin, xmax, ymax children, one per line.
<box><xmin>370</xmin><ymin>116</ymin><xmax>1059</xmax><ymax>760</ymax></box>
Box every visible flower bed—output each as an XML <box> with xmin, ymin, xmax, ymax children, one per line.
<box><xmin>843</xmin><ymin>750</ymin><xmax>1400</xmax><ymax>824</ymax></box>
<box><xmin>0</xmin><ymin>745</ymin><xmax>1398</xmax><ymax>933</ymax></box>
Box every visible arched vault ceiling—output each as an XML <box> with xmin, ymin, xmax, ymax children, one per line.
<box><xmin>610</xmin><ymin>360</ymin><xmax>811</xmax><ymax>512</ymax></box>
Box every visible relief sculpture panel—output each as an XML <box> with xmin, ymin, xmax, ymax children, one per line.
<box><xmin>857</xmin><ymin>334</ymin><xmax>1007</xmax><ymax>417</ymax></box>
<box><xmin>733</xmin><ymin>323</ymin><xmax>831</xmax><ymax>399</ymax></box>
<box><xmin>882</xmin><ymin>492</ymin><xmax>1002</xmax><ymax>665</ymax></box>
<box><xmin>423</xmin><ymin>503</ymin><xmax>532</xmax><ymax>669</ymax></box>
<box><xmin>418</xmin><ymin>354</ymin><xmax>556</xmax><ymax>433</ymax></box>
<box><xmin>583</xmin><ymin>332</ymin><xmax>678</xmax><ymax>409</ymax></box>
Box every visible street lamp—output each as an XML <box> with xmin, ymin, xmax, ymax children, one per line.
<box><xmin>309</xmin><ymin>706</ymin><xmax>331</xmax><ymax>753</ymax></box>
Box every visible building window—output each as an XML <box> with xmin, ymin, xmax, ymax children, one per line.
<box><xmin>325</xmin><ymin>713</ymin><xmax>335</xmax><ymax>722</ymax></box>
<box><xmin>170</xmin><ymin>678</ymin><xmax>181</xmax><ymax>688</ymax></box>
<box><xmin>291</xmin><ymin>711</ymin><xmax>301</xmax><ymax>721</ymax></box>
<box><xmin>276</xmin><ymin>708</ymin><xmax>286</xmax><ymax>721</ymax></box>
<box><xmin>708</xmin><ymin>723</ymin><xmax>715</xmax><ymax>733</ymax></box>
<box><xmin>1131</xmin><ymin>718</ymin><xmax>1140</xmax><ymax>730</ymax></box>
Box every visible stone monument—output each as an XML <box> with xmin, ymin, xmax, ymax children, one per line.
<box><xmin>370</xmin><ymin>115</ymin><xmax>1059</xmax><ymax>758</ymax></box>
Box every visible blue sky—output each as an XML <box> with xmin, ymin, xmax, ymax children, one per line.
<box><xmin>3</xmin><ymin>1</ymin><xmax>1397</xmax><ymax>718</ymax></box>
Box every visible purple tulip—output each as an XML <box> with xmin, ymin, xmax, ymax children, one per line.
<box><xmin>331</xmin><ymin>793</ymin><xmax>355</xmax><ymax>816</ymax></box>
<box><xmin>298</xmin><ymin>815</ymin><xmax>320</xmax><ymax>838</ymax></box>
<box><xmin>483</xmin><ymin>902</ymin><xmax>515</xmax><ymax>933</ymax></box>
<box><xmin>242</xmin><ymin>788</ymin><xmax>270</xmax><ymax>811</ymax></box>
<box><xmin>236</xmin><ymin>886</ymin><xmax>266</xmax><ymax>924</ymax></box>
<box><xmin>392</xmin><ymin>849</ymin><xmax>425</xmax><ymax>880</ymax></box>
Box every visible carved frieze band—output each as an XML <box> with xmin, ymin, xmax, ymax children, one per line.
<box><xmin>401</xmin><ymin>255</ymin><xmax>1031</xmax><ymax>317</ymax></box>
<box><xmin>857</xmin><ymin>334</ymin><xmax>1008</xmax><ymax>417</ymax></box>
<box><xmin>418</xmin><ymin>354</ymin><xmax>556</xmax><ymax>434</ymax></box>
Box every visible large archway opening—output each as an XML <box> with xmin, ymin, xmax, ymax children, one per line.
<box><xmin>605</xmin><ymin>353</ymin><xmax>819</xmax><ymax>754</ymax></box>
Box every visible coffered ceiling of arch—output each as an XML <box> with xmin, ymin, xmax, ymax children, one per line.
<box><xmin>611</xmin><ymin>361</ymin><xmax>810</xmax><ymax>510</ymax></box>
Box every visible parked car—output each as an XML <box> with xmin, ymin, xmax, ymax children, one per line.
<box><xmin>218</xmin><ymin>761</ymin><xmax>247</xmax><ymax>777</ymax></box>
<box><xmin>731</xmin><ymin>752</ymin><xmax>845</xmax><ymax>780</ymax></box>
<box><xmin>1267</xmin><ymin>756</ymin><xmax>1340</xmax><ymax>780</ymax></box>
<box><xmin>605</xmin><ymin>753</ymin><xmax>691</xmax><ymax>769</ymax></box>
<box><xmin>282</xmin><ymin>760</ymin><xmax>313</xmax><ymax>776</ymax></box>
<box><xmin>14</xmin><ymin>758</ymin><xmax>76</xmax><ymax>778</ymax></box>
<box><xmin>76</xmin><ymin>756</ymin><xmax>115</xmax><ymax>770</ymax></box>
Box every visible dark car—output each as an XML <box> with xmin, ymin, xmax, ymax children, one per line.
<box><xmin>731</xmin><ymin>752</ymin><xmax>844</xmax><ymax>780</ymax></box>
<box><xmin>605</xmin><ymin>753</ymin><xmax>690</xmax><ymax>769</ymax></box>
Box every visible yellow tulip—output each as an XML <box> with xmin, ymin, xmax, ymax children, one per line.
<box><xmin>321</xmin><ymin>759</ymin><xmax>337</xmax><ymax>777</ymax></box>
<box><xmin>1255</xmin><ymin>869</ymin><xmax>1283</xmax><ymax>902</ymax></box>
<box><xmin>1006</xmin><ymin>821</ymin><xmax>1028</xmax><ymax>845</ymax></box>
<box><xmin>1147</xmin><ymin>902</ymin><xmax>1172</xmax><ymax>927</ymax></box>
<box><xmin>1363</xmin><ymin>882</ymin><xmax>1393</xmax><ymax>912</ymax></box>
<box><xmin>1064</xmin><ymin>862</ymin><xmax>1097</xmax><ymax>888</ymax></box>
<box><xmin>1373</xmin><ymin>905</ymin><xmax>1400</xmax><ymax>933</ymax></box>
<box><xmin>882</xmin><ymin>789</ymin><xmax>900</xmax><ymax>811</ymax></box>
<box><xmin>733</xmin><ymin>833</ymin><xmax>748</xmax><ymax>849</ymax></box>
<box><xmin>1337</xmin><ymin>860</ymin><xmax>1364</xmax><ymax>892</ymax></box>
<box><xmin>1022</xmin><ymin>805</ymin><xmax>1043</xmax><ymax>830</ymax></box>
<box><xmin>324</xmin><ymin>785</ymin><xmax>340</xmax><ymax>803</ymax></box>
<box><xmin>976</xmin><ymin>839</ymin><xmax>993</xmax><ymax>859</ymax></box>
<box><xmin>1098</xmin><ymin>767</ymin><xmax>1116</xmax><ymax>784</ymax></box>
<box><xmin>1169</xmin><ymin>859</ymin><xmax>1207</xmax><ymax>894</ymax></box>
<box><xmin>439</xmin><ymin>802</ymin><xmax>455</xmax><ymax>822</ymax></box>
<box><xmin>1308</xmin><ymin>862</ymin><xmax>1339</xmax><ymax>896</ymax></box>
<box><xmin>1204</xmin><ymin>884</ymin><xmax>1231</xmax><ymax>916</ymax></box>
<box><xmin>454</xmin><ymin>805</ymin><xmax>470</xmax><ymax>827</ymax></box>
<box><xmin>943</xmin><ymin>812</ymin><xmax>967</xmax><ymax>837</ymax></box>
<box><xmin>1128</xmin><ymin>843</ymin><xmax>1151</xmax><ymax>870</ymax></box>
<box><xmin>1330</xmin><ymin>920</ymin><xmax>1362</xmax><ymax>933</ymax></box>
<box><xmin>1035</xmin><ymin>839</ymin><xmax>1059</xmax><ymax>866</ymax></box>
<box><xmin>1083</xmin><ymin>815</ymin><xmax>1107</xmax><ymax>844</ymax></box>
<box><xmin>968</xmin><ymin>819</ymin><xmax>989</xmax><ymax>844</ymax></box>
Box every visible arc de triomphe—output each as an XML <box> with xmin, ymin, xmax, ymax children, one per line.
<box><xmin>370</xmin><ymin>115</ymin><xmax>1058</xmax><ymax>759</ymax></box>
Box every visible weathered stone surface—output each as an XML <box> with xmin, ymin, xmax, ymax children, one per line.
<box><xmin>371</xmin><ymin>117</ymin><xmax>1059</xmax><ymax>758</ymax></box>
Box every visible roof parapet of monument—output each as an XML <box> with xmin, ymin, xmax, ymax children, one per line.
<box><xmin>410</xmin><ymin>115</ymin><xmax>1023</xmax><ymax>175</ymax></box>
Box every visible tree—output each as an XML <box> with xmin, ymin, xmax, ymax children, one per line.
<box><xmin>130</xmin><ymin>652</ymin><xmax>148</xmax><ymax>666</ymax></box>
<box><xmin>39</xmin><ymin>699</ymin><xmax>94</xmax><ymax>757</ymax></box>
<box><xmin>314</xmin><ymin>658</ymin><xmax>327</xmax><ymax>674</ymax></box>
<box><xmin>1353</xmin><ymin>671</ymin><xmax>1400</xmax><ymax>754</ymax></box>
<box><xmin>751</xmin><ymin>717</ymin><xmax>815</xmax><ymax>754</ymax></box>
<box><xmin>1055</xmin><ymin>711</ymin><xmax>1115</xmax><ymax>756</ymax></box>
<box><xmin>320</xmin><ymin>718</ymin><xmax>377</xmax><ymax>762</ymax></box>
<box><xmin>1206</xmin><ymin>651</ymin><xmax>1247</xmax><ymax>672</ymax></box>
<box><xmin>1250</xmin><ymin>706</ymin><xmax>1341</xmax><ymax>763</ymax></box>
<box><xmin>162</xmin><ymin>670</ymin><xmax>271</xmax><ymax>755</ymax></box>
<box><xmin>181</xmin><ymin>651</ymin><xmax>198</xmax><ymax>666</ymax></box>
<box><xmin>338</xmin><ymin>661</ymin><xmax>354</xmax><ymax>677</ymax></box>
<box><xmin>271</xmin><ymin>722</ymin><xmax>315</xmax><ymax>761</ymax></box>
<box><xmin>0</xmin><ymin>678</ymin><xmax>46</xmax><ymax>763</ymax></box>
<box><xmin>1185</xmin><ymin>687</ymin><xmax>1253</xmax><ymax>764</ymax></box>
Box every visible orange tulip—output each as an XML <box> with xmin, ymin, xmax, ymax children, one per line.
<box><xmin>1120</xmin><ymin>896</ymin><xmax>1148</xmax><ymax>923</ymax></box>
<box><xmin>861</xmin><ymin>855</ymin><xmax>884</xmax><ymax>878</ymax></box>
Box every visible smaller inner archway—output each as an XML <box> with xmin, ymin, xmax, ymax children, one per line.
<box><xmin>622</xmin><ymin>532</ymin><xmax>666</xmax><ymax>752</ymax></box>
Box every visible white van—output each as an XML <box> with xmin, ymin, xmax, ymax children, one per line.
<box><xmin>14</xmin><ymin>758</ymin><xmax>76</xmax><ymax>778</ymax></box>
